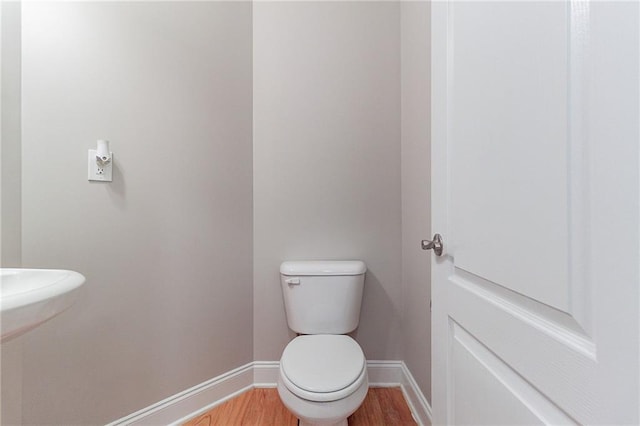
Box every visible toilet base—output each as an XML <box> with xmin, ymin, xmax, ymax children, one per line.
<box><xmin>300</xmin><ymin>419</ymin><xmax>347</xmax><ymax>426</ymax></box>
<box><xmin>277</xmin><ymin>373</ymin><xmax>368</xmax><ymax>426</ymax></box>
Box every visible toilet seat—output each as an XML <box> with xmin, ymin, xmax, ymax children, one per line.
<box><xmin>280</xmin><ymin>335</ymin><xmax>366</xmax><ymax>402</ymax></box>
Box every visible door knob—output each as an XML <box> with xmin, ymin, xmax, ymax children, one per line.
<box><xmin>421</xmin><ymin>234</ymin><xmax>443</xmax><ymax>256</ymax></box>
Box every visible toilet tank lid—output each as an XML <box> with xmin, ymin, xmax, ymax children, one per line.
<box><xmin>280</xmin><ymin>260</ymin><xmax>366</xmax><ymax>276</ymax></box>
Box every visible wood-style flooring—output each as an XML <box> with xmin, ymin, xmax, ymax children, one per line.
<box><xmin>183</xmin><ymin>387</ymin><xmax>417</xmax><ymax>426</ymax></box>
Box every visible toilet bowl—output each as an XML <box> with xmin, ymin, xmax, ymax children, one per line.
<box><xmin>277</xmin><ymin>334</ymin><xmax>368</xmax><ymax>426</ymax></box>
<box><xmin>277</xmin><ymin>260</ymin><xmax>368</xmax><ymax>425</ymax></box>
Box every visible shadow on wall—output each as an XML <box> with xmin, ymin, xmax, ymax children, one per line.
<box><xmin>107</xmin><ymin>160</ymin><xmax>126</xmax><ymax>208</ymax></box>
<box><xmin>351</xmin><ymin>269</ymin><xmax>399</xmax><ymax>360</ymax></box>
<box><xmin>88</xmin><ymin>159</ymin><xmax>127</xmax><ymax>210</ymax></box>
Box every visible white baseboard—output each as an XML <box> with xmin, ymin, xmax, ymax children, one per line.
<box><xmin>400</xmin><ymin>362</ymin><xmax>433</xmax><ymax>426</ymax></box>
<box><xmin>253</xmin><ymin>360</ymin><xmax>279</xmax><ymax>387</ymax></box>
<box><xmin>107</xmin><ymin>360</ymin><xmax>432</xmax><ymax>426</ymax></box>
<box><xmin>106</xmin><ymin>363</ymin><xmax>254</xmax><ymax>426</ymax></box>
<box><xmin>367</xmin><ymin>360</ymin><xmax>404</xmax><ymax>385</ymax></box>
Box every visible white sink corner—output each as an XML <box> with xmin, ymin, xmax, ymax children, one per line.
<box><xmin>1</xmin><ymin>268</ymin><xmax>86</xmax><ymax>342</ymax></box>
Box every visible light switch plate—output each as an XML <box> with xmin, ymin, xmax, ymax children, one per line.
<box><xmin>88</xmin><ymin>150</ymin><xmax>113</xmax><ymax>182</ymax></box>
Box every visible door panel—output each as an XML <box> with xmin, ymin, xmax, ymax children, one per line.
<box><xmin>450</xmin><ymin>2</ymin><xmax>569</xmax><ymax>312</ymax></box>
<box><xmin>431</xmin><ymin>1</ymin><xmax>639</xmax><ymax>424</ymax></box>
<box><xmin>451</xmin><ymin>322</ymin><xmax>575</xmax><ymax>426</ymax></box>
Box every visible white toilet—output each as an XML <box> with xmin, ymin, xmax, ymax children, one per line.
<box><xmin>277</xmin><ymin>260</ymin><xmax>368</xmax><ymax>426</ymax></box>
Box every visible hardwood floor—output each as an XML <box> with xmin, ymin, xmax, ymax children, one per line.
<box><xmin>183</xmin><ymin>387</ymin><xmax>417</xmax><ymax>426</ymax></box>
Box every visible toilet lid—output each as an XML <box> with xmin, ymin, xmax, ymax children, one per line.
<box><xmin>280</xmin><ymin>335</ymin><xmax>365</xmax><ymax>394</ymax></box>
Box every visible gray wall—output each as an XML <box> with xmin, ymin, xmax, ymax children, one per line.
<box><xmin>0</xmin><ymin>0</ymin><xmax>21</xmax><ymax>268</ymax></box>
<box><xmin>253</xmin><ymin>1</ymin><xmax>403</xmax><ymax>361</ymax></box>
<box><xmin>401</xmin><ymin>0</ymin><xmax>432</xmax><ymax>402</ymax></box>
<box><xmin>19</xmin><ymin>3</ymin><xmax>253</xmax><ymax>424</ymax></box>
<box><xmin>1</xmin><ymin>3</ymin><xmax>24</xmax><ymax>424</ymax></box>
<box><xmin>10</xmin><ymin>2</ymin><xmax>432</xmax><ymax>424</ymax></box>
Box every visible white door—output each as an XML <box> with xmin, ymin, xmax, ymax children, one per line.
<box><xmin>430</xmin><ymin>1</ymin><xmax>639</xmax><ymax>424</ymax></box>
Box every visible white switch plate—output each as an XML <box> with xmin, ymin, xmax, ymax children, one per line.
<box><xmin>88</xmin><ymin>150</ymin><xmax>113</xmax><ymax>182</ymax></box>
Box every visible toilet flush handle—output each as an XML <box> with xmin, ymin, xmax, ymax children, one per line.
<box><xmin>285</xmin><ymin>277</ymin><xmax>301</xmax><ymax>286</ymax></box>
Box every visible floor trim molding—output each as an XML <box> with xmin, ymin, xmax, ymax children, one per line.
<box><xmin>253</xmin><ymin>360</ymin><xmax>279</xmax><ymax>388</ymax></box>
<box><xmin>106</xmin><ymin>363</ymin><xmax>254</xmax><ymax>426</ymax></box>
<box><xmin>399</xmin><ymin>362</ymin><xmax>433</xmax><ymax>426</ymax></box>
<box><xmin>107</xmin><ymin>360</ymin><xmax>432</xmax><ymax>426</ymax></box>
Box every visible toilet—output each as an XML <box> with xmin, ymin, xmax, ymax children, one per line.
<box><xmin>277</xmin><ymin>260</ymin><xmax>368</xmax><ymax>426</ymax></box>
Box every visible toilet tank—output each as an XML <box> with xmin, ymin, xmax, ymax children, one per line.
<box><xmin>280</xmin><ymin>260</ymin><xmax>366</xmax><ymax>335</ymax></box>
